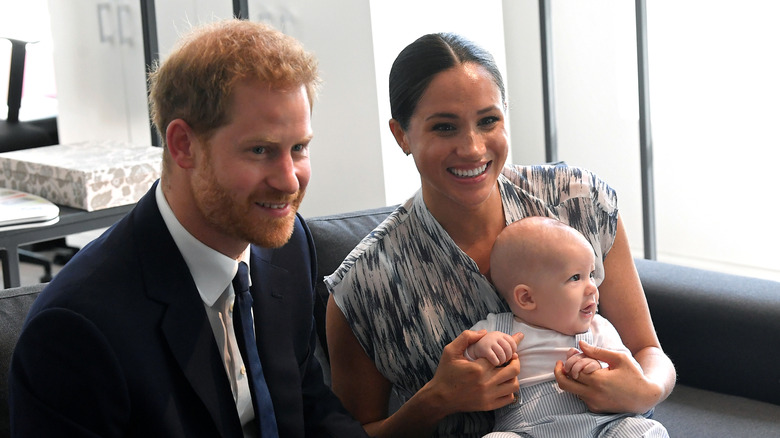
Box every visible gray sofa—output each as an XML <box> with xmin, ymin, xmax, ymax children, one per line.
<box><xmin>0</xmin><ymin>282</ymin><xmax>44</xmax><ymax>437</ymax></box>
<box><xmin>3</xmin><ymin>205</ymin><xmax>780</xmax><ymax>437</ymax></box>
<box><xmin>306</xmin><ymin>206</ymin><xmax>780</xmax><ymax>437</ymax></box>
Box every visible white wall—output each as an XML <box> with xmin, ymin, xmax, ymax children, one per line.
<box><xmin>502</xmin><ymin>0</ymin><xmax>547</xmax><ymax>167</ymax></box>
<box><xmin>248</xmin><ymin>0</ymin><xmax>387</xmax><ymax>217</ymax></box>
<box><xmin>155</xmin><ymin>0</ymin><xmax>234</xmax><ymax>59</ymax></box>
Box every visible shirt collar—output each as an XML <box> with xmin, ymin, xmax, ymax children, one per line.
<box><xmin>155</xmin><ymin>182</ymin><xmax>250</xmax><ymax>307</ymax></box>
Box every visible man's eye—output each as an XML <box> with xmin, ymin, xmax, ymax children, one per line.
<box><xmin>292</xmin><ymin>144</ymin><xmax>305</xmax><ymax>152</ymax></box>
<box><xmin>252</xmin><ymin>146</ymin><xmax>266</xmax><ymax>154</ymax></box>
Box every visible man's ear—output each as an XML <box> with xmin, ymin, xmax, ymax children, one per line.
<box><xmin>514</xmin><ymin>284</ymin><xmax>536</xmax><ymax>310</ymax></box>
<box><xmin>166</xmin><ymin>119</ymin><xmax>198</xmax><ymax>170</ymax></box>
<box><xmin>389</xmin><ymin>119</ymin><xmax>411</xmax><ymax>156</ymax></box>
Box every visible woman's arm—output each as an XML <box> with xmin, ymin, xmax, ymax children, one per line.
<box><xmin>326</xmin><ymin>295</ymin><xmax>521</xmax><ymax>437</ymax></box>
<box><xmin>554</xmin><ymin>215</ymin><xmax>676</xmax><ymax>413</ymax></box>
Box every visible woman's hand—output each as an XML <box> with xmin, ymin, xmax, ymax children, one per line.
<box><xmin>464</xmin><ymin>330</ymin><xmax>520</xmax><ymax>366</ymax></box>
<box><xmin>563</xmin><ymin>346</ymin><xmax>603</xmax><ymax>379</ymax></box>
<box><xmin>328</xmin><ymin>298</ymin><xmax>523</xmax><ymax>438</ymax></box>
<box><xmin>554</xmin><ymin>341</ymin><xmax>664</xmax><ymax>414</ymax></box>
<box><xmin>369</xmin><ymin>330</ymin><xmax>523</xmax><ymax>438</ymax></box>
<box><xmin>421</xmin><ymin>330</ymin><xmax>522</xmax><ymax>415</ymax></box>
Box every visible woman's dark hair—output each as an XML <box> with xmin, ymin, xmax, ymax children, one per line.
<box><xmin>388</xmin><ymin>32</ymin><xmax>506</xmax><ymax>131</ymax></box>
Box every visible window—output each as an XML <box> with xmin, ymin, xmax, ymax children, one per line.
<box><xmin>517</xmin><ymin>0</ymin><xmax>780</xmax><ymax>281</ymax></box>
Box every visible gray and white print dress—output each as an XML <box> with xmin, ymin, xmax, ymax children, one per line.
<box><xmin>326</xmin><ymin>163</ymin><xmax>619</xmax><ymax>438</ymax></box>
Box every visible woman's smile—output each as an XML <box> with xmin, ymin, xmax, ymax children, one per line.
<box><xmin>448</xmin><ymin>162</ymin><xmax>490</xmax><ymax>178</ymax></box>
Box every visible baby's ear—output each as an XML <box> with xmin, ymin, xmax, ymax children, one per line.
<box><xmin>514</xmin><ymin>284</ymin><xmax>536</xmax><ymax>310</ymax></box>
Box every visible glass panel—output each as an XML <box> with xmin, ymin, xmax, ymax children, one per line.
<box><xmin>647</xmin><ymin>0</ymin><xmax>780</xmax><ymax>280</ymax></box>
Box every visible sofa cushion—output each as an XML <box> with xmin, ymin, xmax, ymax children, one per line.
<box><xmin>0</xmin><ymin>282</ymin><xmax>45</xmax><ymax>436</ymax></box>
<box><xmin>654</xmin><ymin>384</ymin><xmax>780</xmax><ymax>437</ymax></box>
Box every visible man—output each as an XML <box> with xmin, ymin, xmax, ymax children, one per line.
<box><xmin>9</xmin><ymin>19</ymin><xmax>368</xmax><ymax>437</ymax></box>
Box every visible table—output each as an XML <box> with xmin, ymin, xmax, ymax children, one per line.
<box><xmin>0</xmin><ymin>203</ymin><xmax>134</xmax><ymax>288</ymax></box>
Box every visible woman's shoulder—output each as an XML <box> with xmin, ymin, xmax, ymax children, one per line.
<box><xmin>502</xmin><ymin>163</ymin><xmax>617</xmax><ymax>210</ymax></box>
<box><xmin>503</xmin><ymin>162</ymin><xmax>610</xmax><ymax>190</ymax></box>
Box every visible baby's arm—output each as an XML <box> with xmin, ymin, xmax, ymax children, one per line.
<box><xmin>465</xmin><ymin>331</ymin><xmax>518</xmax><ymax>366</ymax></box>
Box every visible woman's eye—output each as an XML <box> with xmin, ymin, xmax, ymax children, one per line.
<box><xmin>479</xmin><ymin>116</ymin><xmax>500</xmax><ymax>127</ymax></box>
<box><xmin>432</xmin><ymin>123</ymin><xmax>455</xmax><ymax>132</ymax></box>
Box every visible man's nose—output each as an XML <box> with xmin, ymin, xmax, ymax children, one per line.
<box><xmin>268</xmin><ymin>154</ymin><xmax>301</xmax><ymax>194</ymax></box>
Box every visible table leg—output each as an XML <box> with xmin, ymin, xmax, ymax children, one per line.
<box><xmin>1</xmin><ymin>247</ymin><xmax>22</xmax><ymax>288</ymax></box>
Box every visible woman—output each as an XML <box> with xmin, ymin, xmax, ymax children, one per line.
<box><xmin>325</xmin><ymin>32</ymin><xmax>675</xmax><ymax>438</ymax></box>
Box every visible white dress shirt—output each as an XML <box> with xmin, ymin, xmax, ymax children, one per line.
<box><xmin>155</xmin><ymin>183</ymin><xmax>256</xmax><ymax>436</ymax></box>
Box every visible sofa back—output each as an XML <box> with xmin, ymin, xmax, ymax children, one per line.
<box><xmin>0</xmin><ymin>282</ymin><xmax>45</xmax><ymax>436</ymax></box>
<box><xmin>306</xmin><ymin>205</ymin><xmax>397</xmax><ymax>365</ymax></box>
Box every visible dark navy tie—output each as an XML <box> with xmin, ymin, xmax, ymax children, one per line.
<box><xmin>232</xmin><ymin>261</ymin><xmax>279</xmax><ymax>438</ymax></box>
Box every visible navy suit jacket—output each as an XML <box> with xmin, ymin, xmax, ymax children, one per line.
<box><xmin>8</xmin><ymin>182</ymin><xmax>367</xmax><ymax>437</ymax></box>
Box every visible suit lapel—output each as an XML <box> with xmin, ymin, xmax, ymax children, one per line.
<box><xmin>249</xmin><ymin>216</ymin><xmax>313</xmax><ymax>302</ymax></box>
<box><xmin>251</xmin><ymin>246</ymin><xmax>287</xmax><ymax>299</ymax></box>
<box><xmin>133</xmin><ymin>183</ymin><xmax>243</xmax><ymax>437</ymax></box>
<box><xmin>158</xmin><ymin>287</ymin><xmax>241</xmax><ymax>437</ymax></box>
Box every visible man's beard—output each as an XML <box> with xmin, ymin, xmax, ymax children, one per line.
<box><xmin>192</xmin><ymin>160</ymin><xmax>304</xmax><ymax>249</ymax></box>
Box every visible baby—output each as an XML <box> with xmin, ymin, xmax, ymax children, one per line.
<box><xmin>466</xmin><ymin>216</ymin><xmax>668</xmax><ymax>437</ymax></box>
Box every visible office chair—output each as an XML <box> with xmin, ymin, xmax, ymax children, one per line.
<box><xmin>0</xmin><ymin>37</ymin><xmax>58</xmax><ymax>152</ymax></box>
<box><xmin>1</xmin><ymin>37</ymin><xmax>71</xmax><ymax>282</ymax></box>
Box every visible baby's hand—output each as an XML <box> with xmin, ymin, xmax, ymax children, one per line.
<box><xmin>564</xmin><ymin>347</ymin><xmax>603</xmax><ymax>379</ymax></box>
<box><xmin>465</xmin><ymin>331</ymin><xmax>518</xmax><ymax>366</ymax></box>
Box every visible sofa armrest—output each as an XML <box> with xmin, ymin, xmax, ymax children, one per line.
<box><xmin>635</xmin><ymin>258</ymin><xmax>780</xmax><ymax>405</ymax></box>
